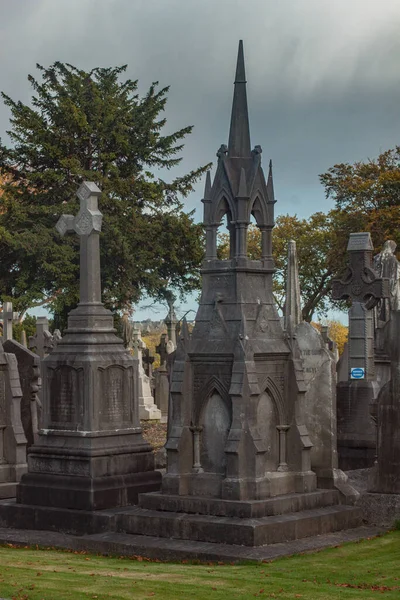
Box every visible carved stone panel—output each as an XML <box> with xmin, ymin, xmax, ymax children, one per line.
<box><xmin>49</xmin><ymin>366</ymin><xmax>83</xmax><ymax>427</ymax></box>
<box><xmin>200</xmin><ymin>392</ymin><xmax>231</xmax><ymax>474</ymax></box>
<box><xmin>257</xmin><ymin>391</ymin><xmax>279</xmax><ymax>471</ymax></box>
<box><xmin>98</xmin><ymin>365</ymin><xmax>132</xmax><ymax>426</ymax></box>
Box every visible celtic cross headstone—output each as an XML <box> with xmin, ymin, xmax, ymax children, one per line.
<box><xmin>332</xmin><ymin>232</ymin><xmax>389</xmax><ymax>469</ymax></box>
<box><xmin>332</xmin><ymin>232</ymin><xmax>389</xmax><ymax>381</ymax></box>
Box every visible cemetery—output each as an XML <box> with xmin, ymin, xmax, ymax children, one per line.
<box><xmin>0</xmin><ymin>29</ymin><xmax>400</xmax><ymax>599</ymax></box>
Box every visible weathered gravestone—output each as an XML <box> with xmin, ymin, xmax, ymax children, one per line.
<box><xmin>332</xmin><ymin>232</ymin><xmax>389</xmax><ymax>469</ymax></box>
<box><xmin>16</xmin><ymin>182</ymin><xmax>160</xmax><ymax>511</ymax></box>
<box><xmin>1</xmin><ymin>302</ymin><xmax>18</xmax><ymax>341</ymax></box>
<box><xmin>20</xmin><ymin>330</ymin><xmax>27</xmax><ymax>349</ymax></box>
<box><xmin>3</xmin><ymin>340</ymin><xmax>41</xmax><ymax>448</ymax></box>
<box><xmin>154</xmin><ymin>333</ymin><xmax>171</xmax><ymax>423</ymax></box>
<box><xmin>164</xmin><ymin>301</ymin><xmax>178</xmax><ymax>350</ymax></box>
<box><xmin>353</xmin><ymin>309</ymin><xmax>400</xmax><ymax>526</ymax></box>
<box><xmin>368</xmin><ymin>310</ymin><xmax>400</xmax><ymax>495</ymax></box>
<box><xmin>372</xmin><ymin>240</ymin><xmax>400</xmax><ymax>394</ymax></box>
<box><xmin>0</xmin><ymin>339</ymin><xmax>27</xmax><ymax>498</ymax></box>
<box><xmin>132</xmin><ymin>328</ymin><xmax>160</xmax><ymax>421</ymax></box>
<box><xmin>28</xmin><ymin>317</ymin><xmax>54</xmax><ymax>359</ymax></box>
<box><xmin>131</xmin><ymin>42</ymin><xmax>361</xmax><ymax>547</ymax></box>
<box><xmin>285</xmin><ymin>241</ymin><xmax>354</xmax><ymax>495</ymax></box>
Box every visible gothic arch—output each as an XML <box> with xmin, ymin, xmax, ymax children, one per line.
<box><xmin>195</xmin><ymin>375</ymin><xmax>231</xmax><ymax>425</ymax></box>
<box><xmin>211</xmin><ymin>189</ymin><xmax>236</xmax><ymax>225</ymax></box>
<box><xmin>249</xmin><ymin>191</ymin><xmax>268</xmax><ymax>227</ymax></box>
<box><xmin>258</xmin><ymin>375</ymin><xmax>286</xmax><ymax>425</ymax></box>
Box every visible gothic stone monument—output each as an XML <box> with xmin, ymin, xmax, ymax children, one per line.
<box><xmin>16</xmin><ymin>182</ymin><xmax>161</xmax><ymax>511</ymax></box>
<box><xmin>332</xmin><ymin>233</ymin><xmax>389</xmax><ymax>470</ymax></box>
<box><xmin>0</xmin><ymin>339</ymin><xmax>27</xmax><ymax>498</ymax></box>
<box><xmin>125</xmin><ymin>42</ymin><xmax>361</xmax><ymax>547</ymax></box>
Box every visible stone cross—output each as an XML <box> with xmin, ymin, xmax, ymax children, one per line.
<box><xmin>332</xmin><ymin>233</ymin><xmax>389</xmax><ymax>380</ymax></box>
<box><xmin>1</xmin><ymin>302</ymin><xmax>18</xmax><ymax>341</ymax></box>
<box><xmin>156</xmin><ymin>333</ymin><xmax>169</xmax><ymax>369</ymax></box>
<box><xmin>56</xmin><ymin>181</ymin><xmax>102</xmax><ymax>305</ymax></box>
<box><xmin>142</xmin><ymin>347</ymin><xmax>155</xmax><ymax>378</ymax></box>
<box><xmin>164</xmin><ymin>301</ymin><xmax>177</xmax><ymax>349</ymax></box>
<box><xmin>28</xmin><ymin>317</ymin><xmax>54</xmax><ymax>359</ymax></box>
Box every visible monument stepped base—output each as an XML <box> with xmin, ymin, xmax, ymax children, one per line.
<box><xmin>0</xmin><ymin>489</ymin><xmax>361</xmax><ymax>548</ymax></box>
<box><xmin>138</xmin><ymin>489</ymin><xmax>341</xmax><ymax>518</ymax></box>
<box><xmin>17</xmin><ymin>470</ymin><xmax>162</xmax><ymax>511</ymax></box>
<box><xmin>0</xmin><ymin>483</ymin><xmax>17</xmax><ymax>500</ymax></box>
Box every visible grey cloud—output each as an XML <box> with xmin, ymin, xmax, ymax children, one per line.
<box><xmin>0</xmin><ymin>0</ymin><xmax>400</xmax><ymax>219</ymax></box>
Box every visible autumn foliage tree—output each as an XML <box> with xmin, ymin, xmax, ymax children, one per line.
<box><xmin>320</xmin><ymin>147</ymin><xmax>400</xmax><ymax>254</ymax></box>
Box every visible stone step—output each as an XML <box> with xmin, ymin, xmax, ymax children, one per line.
<box><xmin>138</xmin><ymin>489</ymin><xmax>340</xmax><ymax>518</ymax></box>
<box><xmin>117</xmin><ymin>504</ymin><xmax>363</xmax><ymax>547</ymax></box>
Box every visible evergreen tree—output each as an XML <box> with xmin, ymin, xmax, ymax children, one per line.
<box><xmin>0</xmin><ymin>63</ymin><xmax>209</xmax><ymax>319</ymax></box>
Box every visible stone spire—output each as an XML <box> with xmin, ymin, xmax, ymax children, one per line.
<box><xmin>284</xmin><ymin>240</ymin><xmax>302</xmax><ymax>333</ymax></box>
<box><xmin>267</xmin><ymin>160</ymin><xmax>275</xmax><ymax>203</ymax></box>
<box><xmin>228</xmin><ymin>40</ymin><xmax>251</xmax><ymax>158</ymax></box>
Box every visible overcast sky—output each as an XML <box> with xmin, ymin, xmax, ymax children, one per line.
<box><xmin>1</xmin><ymin>0</ymin><xmax>400</xmax><ymax>319</ymax></box>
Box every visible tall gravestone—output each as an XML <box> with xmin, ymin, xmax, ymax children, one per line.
<box><xmin>3</xmin><ymin>340</ymin><xmax>41</xmax><ymax>448</ymax></box>
<box><xmin>332</xmin><ymin>233</ymin><xmax>389</xmax><ymax>469</ymax></box>
<box><xmin>28</xmin><ymin>317</ymin><xmax>54</xmax><ymax>359</ymax></box>
<box><xmin>17</xmin><ymin>182</ymin><xmax>160</xmax><ymax>510</ymax></box>
<box><xmin>368</xmin><ymin>310</ymin><xmax>400</xmax><ymax>494</ymax></box>
<box><xmin>0</xmin><ymin>340</ymin><xmax>27</xmax><ymax>498</ymax></box>
<box><xmin>154</xmin><ymin>333</ymin><xmax>171</xmax><ymax>423</ymax></box>
<box><xmin>164</xmin><ymin>301</ymin><xmax>177</xmax><ymax>350</ymax></box>
<box><xmin>1</xmin><ymin>302</ymin><xmax>18</xmax><ymax>341</ymax></box>
<box><xmin>132</xmin><ymin>328</ymin><xmax>161</xmax><ymax>421</ymax></box>
<box><xmin>373</xmin><ymin>241</ymin><xmax>400</xmax><ymax>394</ymax></box>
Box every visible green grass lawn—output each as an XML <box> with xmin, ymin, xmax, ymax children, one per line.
<box><xmin>0</xmin><ymin>531</ymin><xmax>399</xmax><ymax>600</ymax></box>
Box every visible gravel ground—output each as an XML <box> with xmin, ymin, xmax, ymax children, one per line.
<box><xmin>141</xmin><ymin>421</ymin><xmax>167</xmax><ymax>451</ymax></box>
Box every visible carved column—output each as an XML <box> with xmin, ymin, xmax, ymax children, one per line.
<box><xmin>189</xmin><ymin>425</ymin><xmax>203</xmax><ymax>473</ymax></box>
<box><xmin>276</xmin><ymin>425</ymin><xmax>290</xmax><ymax>472</ymax></box>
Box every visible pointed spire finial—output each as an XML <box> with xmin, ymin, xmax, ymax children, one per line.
<box><xmin>204</xmin><ymin>170</ymin><xmax>212</xmax><ymax>200</ymax></box>
<box><xmin>267</xmin><ymin>159</ymin><xmax>275</xmax><ymax>202</ymax></box>
<box><xmin>228</xmin><ymin>40</ymin><xmax>251</xmax><ymax>158</ymax></box>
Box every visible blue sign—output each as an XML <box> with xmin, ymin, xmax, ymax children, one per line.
<box><xmin>351</xmin><ymin>367</ymin><xmax>365</xmax><ymax>380</ymax></box>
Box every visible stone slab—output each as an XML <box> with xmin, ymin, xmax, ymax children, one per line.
<box><xmin>118</xmin><ymin>505</ymin><xmax>362</xmax><ymax>546</ymax></box>
<box><xmin>0</xmin><ymin>525</ymin><xmax>385</xmax><ymax>563</ymax></box>
<box><xmin>138</xmin><ymin>489</ymin><xmax>340</xmax><ymax>518</ymax></box>
<box><xmin>0</xmin><ymin>483</ymin><xmax>16</xmax><ymax>499</ymax></box>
